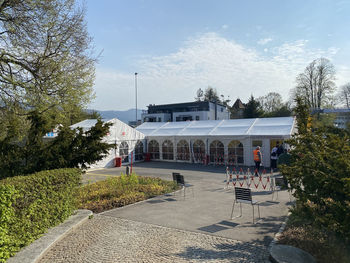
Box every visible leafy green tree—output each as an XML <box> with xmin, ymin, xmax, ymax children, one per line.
<box><xmin>281</xmin><ymin>97</ymin><xmax>350</xmax><ymax>241</ymax></box>
<box><xmin>243</xmin><ymin>95</ymin><xmax>263</xmax><ymax>118</ymax></box>
<box><xmin>0</xmin><ymin>0</ymin><xmax>95</xmax><ymax>138</ymax></box>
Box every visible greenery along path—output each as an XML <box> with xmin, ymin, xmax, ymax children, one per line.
<box><xmin>38</xmin><ymin>162</ymin><xmax>291</xmax><ymax>262</ymax></box>
<box><xmin>77</xmin><ymin>173</ymin><xmax>178</xmax><ymax>213</ymax></box>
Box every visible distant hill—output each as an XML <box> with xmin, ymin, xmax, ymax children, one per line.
<box><xmin>87</xmin><ymin>109</ymin><xmax>144</xmax><ymax>123</ymax></box>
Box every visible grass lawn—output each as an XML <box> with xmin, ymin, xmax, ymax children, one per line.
<box><xmin>77</xmin><ymin>173</ymin><xmax>179</xmax><ymax>213</ymax></box>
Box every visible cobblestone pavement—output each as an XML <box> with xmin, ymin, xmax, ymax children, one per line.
<box><xmin>39</xmin><ymin>215</ymin><xmax>270</xmax><ymax>263</ymax></box>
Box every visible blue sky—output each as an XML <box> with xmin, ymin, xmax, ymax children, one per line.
<box><xmin>84</xmin><ymin>0</ymin><xmax>350</xmax><ymax>110</ymax></box>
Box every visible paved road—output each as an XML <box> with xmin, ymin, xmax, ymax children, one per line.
<box><xmin>39</xmin><ymin>162</ymin><xmax>291</xmax><ymax>262</ymax></box>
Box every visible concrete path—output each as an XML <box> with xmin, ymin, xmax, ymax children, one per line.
<box><xmin>38</xmin><ymin>162</ymin><xmax>291</xmax><ymax>262</ymax></box>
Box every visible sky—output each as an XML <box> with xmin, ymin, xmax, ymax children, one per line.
<box><xmin>83</xmin><ymin>0</ymin><xmax>350</xmax><ymax>111</ymax></box>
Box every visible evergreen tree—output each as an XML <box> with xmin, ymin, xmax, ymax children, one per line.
<box><xmin>203</xmin><ymin>86</ymin><xmax>220</xmax><ymax>102</ymax></box>
<box><xmin>243</xmin><ymin>95</ymin><xmax>263</xmax><ymax>118</ymax></box>
<box><xmin>0</xmin><ymin>112</ymin><xmax>113</xmax><ymax>178</ymax></box>
<box><xmin>281</xmin><ymin>97</ymin><xmax>350</xmax><ymax>241</ymax></box>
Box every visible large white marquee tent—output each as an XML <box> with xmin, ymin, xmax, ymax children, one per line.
<box><xmin>71</xmin><ymin>118</ymin><xmax>145</xmax><ymax>168</ymax></box>
<box><xmin>136</xmin><ymin>117</ymin><xmax>296</xmax><ymax>167</ymax></box>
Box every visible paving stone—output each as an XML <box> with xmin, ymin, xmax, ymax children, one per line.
<box><xmin>38</xmin><ymin>215</ymin><xmax>270</xmax><ymax>263</ymax></box>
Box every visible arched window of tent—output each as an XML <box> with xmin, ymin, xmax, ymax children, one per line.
<box><xmin>177</xmin><ymin>140</ymin><xmax>189</xmax><ymax>161</ymax></box>
<box><xmin>148</xmin><ymin>140</ymin><xmax>159</xmax><ymax>159</ymax></box>
<box><xmin>192</xmin><ymin>140</ymin><xmax>205</xmax><ymax>162</ymax></box>
<box><xmin>210</xmin><ymin>140</ymin><xmax>224</xmax><ymax>163</ymax></box>
<box><xmin>162</xmin><ymin>140</ymin><xmax>174</xmax><ymax>160</ymax></box>
<box><xmin>135</xmin><ymin>141</ymin><xmax>144</xmax><ymax>161</ymax></box>
<box><xmin>228</xmin><ymin>140</ymin><xmax>244</xmax><ymax>165</ymax></box>
<box><xmin>119</xmin><ymin>141</ymin><xmax>129</xmax><ymax>163</ymax></box>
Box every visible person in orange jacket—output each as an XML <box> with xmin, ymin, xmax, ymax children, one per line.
<box><xmin>253</xmin><ymin>146</ymin><xmax>262</xmax><ymax>176</ymax></box>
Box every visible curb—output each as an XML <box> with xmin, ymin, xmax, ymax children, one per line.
<box><xmin>268</xmin><ymin>211</ymin><xmax>290</xmax><ymax>256</ymax></box>
<box><xmin>7</xmin><ymin>209</ymin><xmax>93</xmax><ymax>263</ymax></box>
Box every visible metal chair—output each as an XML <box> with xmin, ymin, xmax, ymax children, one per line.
<box><xmin>272</xmin><ymin>176</ymin><xmax>292</xmax><ymax>201</ymax></box>
<box><xmin>231</xmin><ymin>187</ymin><xmax>260</xmax><ymax>224</ymax></box>
<box><xmin>172</xmin><ymin>173</ymin><xmax>194</xmax><ymax>198</ymax></box>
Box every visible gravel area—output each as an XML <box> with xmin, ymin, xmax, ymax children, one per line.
<box><xmin>38</xmin><ymin>215</ymin><xmax>270</xmax><ymax>263</ymax></box>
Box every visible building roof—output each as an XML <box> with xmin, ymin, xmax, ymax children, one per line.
<box><xmin>136</xmin><ymin>117</ymin><xmax>296</xmax><ymax>137</ymax></box>
<box><xmin>147</xmin><ymin>100</ymin><xmax>226</xmax><ymax>114</ymax></box>
<box><xmin>232</xmin><ymin>99</ymin><xmax>246</xmax><ymax>109</ymax></box>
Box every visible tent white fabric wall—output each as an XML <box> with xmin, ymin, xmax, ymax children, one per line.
<box><xmin>71</xmin><ymin>118</ymin><xmax>145</xmax><ymax>168</ymax></box>
<box><xmin>136</xmin><ymin>117</ymin><xmax>296</xmax><ymax>167</ymax></box>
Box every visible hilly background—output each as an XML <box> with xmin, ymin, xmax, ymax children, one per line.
<box><xmin>87</xmin><ymin>109</ymin><xmax>144</xmax><ymax>123</ymax></box>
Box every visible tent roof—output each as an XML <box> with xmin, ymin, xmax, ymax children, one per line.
<box><xmin>70</xmin><ymin>118</ymin><xmax>145</xmax><ymax>142</ymax></box>
<box><xmin>136</xmin><ymin>117</ymin><xmax>296</xmax><ymax>137</ymax></box>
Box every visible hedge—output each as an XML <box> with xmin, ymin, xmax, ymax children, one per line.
<box><xmin>0</xmin><ymin>168</ymin><xmax>81</xmax><ymax>262</ymax></box>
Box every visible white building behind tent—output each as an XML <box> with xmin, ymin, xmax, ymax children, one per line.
<box><xmin>71</xmin><ymin>118</ymin><xmax>145</xmax><ymax>168</ymax></box>
<box><xmin>136</xmin><ymin>117</ymin><xmax>296</xmax><ymax>168</ymax></box>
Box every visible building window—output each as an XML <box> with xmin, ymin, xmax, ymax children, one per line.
<box><xmin>135</xmin><ymin>141</ymin><xmax>144</xmax><ymax>161</ymax></box>
<box><xmin>193</xmin><ymin>140</ymin><xmax>205</xmax><ymax>162</ymax></box>
<box><xmin>210</xmin><ymin>140</ymin><xmax>224</xmax><ymax>163</ymax></box>
<box><xmin>158</xmin><ymin>117</ymin><xmax>161</xmax><ymax>122</ymax></box>
<box><xmin>196</xmin><ymin>116</ymin><xmax>199</xmax><ymax>120</ymax></box>
<box><xmin>228</xmin><ymin>140</ymin><xmax>244</xmax><ymax>165</ymax></box>
<box><xmin>119</xmin><ymin>141</ymin><xmax>129</xmax><ymax>163</ymax></box>
<box><xmin>177</xmin><ymin>140</ymin><xmax>189</xmax><ymax>161</ymax></box>
<box><xmin>162</xmin><ymin>140</ymin><xmax>174</xmax><ymax>160</ymax></box>
<box><xmin>221</xmin><ymin>107</ymin><xmax>223</xmax><ymax>112</ymax></box>
<box><xmin>148</xmin><ymin>140</ymin><xmax>160</xmax><ymax>159</ymax></box>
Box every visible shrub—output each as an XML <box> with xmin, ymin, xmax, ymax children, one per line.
<box><xmin>77</xmin><ymin>174</ymin><xmax>178</xmax><ymax>213</ymax></box>
<box><xmin>281</xmin><ymin>97</ymin><xmax>350</xmax><ymax>243</ymax></box>
<box><xmin>0</xmin><ymin>168</ymin><xmax>81</xmax><ymax>262</ymax></box>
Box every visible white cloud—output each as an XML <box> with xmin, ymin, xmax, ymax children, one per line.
<box><xmin>257</xmin><ymin>38</ymin><xmax>273</xmax><ymax>45</ymax></box>
<box><xmin>222</xmin><ymin>24</ymin><xmax>229</xmax><ymax>30</ymax></box>
<box><xmin>90</xmin><ymin>32</ymin><xmax>349</xmax><ymax>110</ymax></box>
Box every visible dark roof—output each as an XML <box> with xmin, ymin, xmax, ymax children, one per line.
<box><xmin>147</xmin><ymin>101</ymin><xmax>225</xmax><ymax>114</ymax></box>
<box><xmin>232</xmin><ymin>99</ymin><xmax>246</xmax><ymax>109</ymax></box>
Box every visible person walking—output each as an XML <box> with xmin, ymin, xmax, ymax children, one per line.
<box><xmin>270</xmin><ymin>144</ymin><xmax>278</xmax><ymax>172</ymax></box>
<box><xmin>253</xmin><ymin>146</ymin><xmax>262</xmax><ymax>176</ymax></box>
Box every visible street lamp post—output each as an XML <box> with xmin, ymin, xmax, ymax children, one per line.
<box><xmin>135</xmin><ymin>72</ymin><xmax>138</xmax><ymax>124</ymax></box>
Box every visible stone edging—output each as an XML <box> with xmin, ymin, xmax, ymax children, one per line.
<box><xmin>7</xmin><ymin>209</ymin><xmax>93</xmax><ymax>263</ymax></box>
<box><xmin>268</xmin><ymin>211</ymin><xmax>290</xmax><ymax>253</ymax></box>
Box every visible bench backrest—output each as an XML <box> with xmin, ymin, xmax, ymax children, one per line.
<box><xmin>172</xmin><ymin>172</ymin><xmax>180</xmax><ymax>182</ymax></box>
<box><xmin>274</xmin><ymin>177</ymin><xmax>286</xmax><ymax>187</ymax></box>
<box><xmin>234</xmin><ymin>187</ymin><xmax>252</xmax><ymax>202</ymax></box>
<box><xmin>172</xmin><ymin>172</ymin><xmax>184</xmax><ymax>185</ymax></box>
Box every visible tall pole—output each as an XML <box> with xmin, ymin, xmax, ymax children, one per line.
<box><xmin>135</xmin><ymin>72</ymin><xmax>138</xmax><ymax>123</ymax></box>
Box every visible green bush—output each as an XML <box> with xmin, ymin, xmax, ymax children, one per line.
<box><xmin>77</xmin><ymin>174</ymin><xmax>178</xmax><ymax>213</ymax></box>
<box><xmin>281</xmin><ymin>98</ymin><xmax>350</xmax><ymax>243</ymax></box>
<box><xmin>0</xmin><ymin>168</ymin><xmax>81</xmax><ymax>262</ymax></box>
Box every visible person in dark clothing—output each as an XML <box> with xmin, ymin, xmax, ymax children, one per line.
<box><xmin>270</xmin><ymin>144</ymin><xmax>278</xmax><ymax>171</ymax></box>
<box><xmin>276</xmin><ymin>142</ymin><xmax>284</xmax><ymax>156</ymax></box>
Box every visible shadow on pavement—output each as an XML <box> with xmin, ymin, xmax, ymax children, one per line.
<box><xmin>174</xmin><ymin>240</ymin><xmax>269</xmax><ymax>262</ymax></box>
